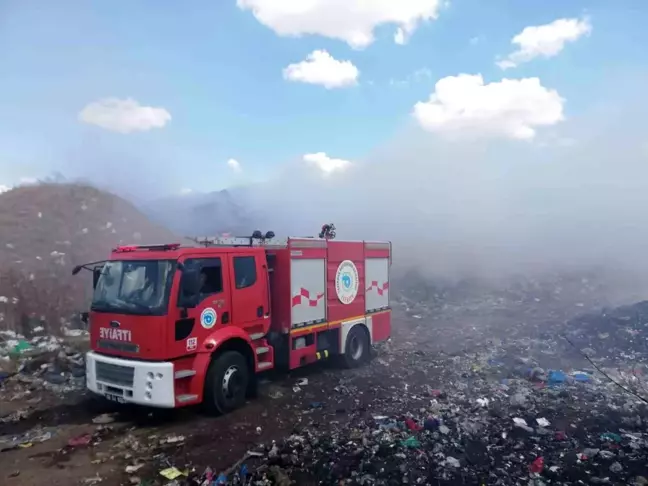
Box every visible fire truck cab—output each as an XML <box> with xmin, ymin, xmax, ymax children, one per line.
<box><xmin>74</xmin><ymin>232</ymin><xmax>391</xmax><ymax>414</ymax></box>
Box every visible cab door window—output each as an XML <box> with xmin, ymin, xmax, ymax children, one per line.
<box><xmin>181</xmin><ymin>258</ymin><xmax>223</xmax><ymax>303</ymax></box>
<box><xmin>199</xmin><ymin>264</ymin><xmax>223</xmax><ymax>295</ymax></box>
<box><xmin>233</xmin><ymin>256</ymin><xmax>256</xmax><ymax>289</ymax></box>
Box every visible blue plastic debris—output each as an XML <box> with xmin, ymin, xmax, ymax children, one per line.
<box><xmin>548</xmin><ymin>370</ymin><xmax>566</xmax><ymax>386</ymax></box>
<box><xmin>572</xmin><ymin>371</ymin><xmax>590</xmax><ymax>382</ymax></box>
<box><xmin>424</xmin><ymin>417</ymin><xmax>440</xmax><ymax>431</ymax></box>
<box><xmin>215</xmin><ymin>473</ymin><xmax>227</xmax><ymax>485</ymax></box>
<box><xmin>240</xmin><ymin>464</ymin><xmax>248</xmax><ymax>481</ymax></box>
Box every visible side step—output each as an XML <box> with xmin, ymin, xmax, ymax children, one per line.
<box><xmin>257</xmin><ymin>362</ymin><xmax>272</xmax><ymax>371</ymax></box>
<box><xmin>174</xmin><ymin>370</ymin><xmax>196</xmax><ymax>379</ymax></box>
<box><xmin>256</xmin><ymin>346</ymin><xmax>270</xmax><ymax>355</ymax></box>
<box><xmin>250</xmin><ymin>332</ymin><xmax>265</xmax><ymax>341</ymax></box>
<box><xmin>176</xmin><ymin>394</ymin><xmax>198</xmax><ymax>403</ymax></box>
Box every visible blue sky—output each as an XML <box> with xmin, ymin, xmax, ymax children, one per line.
<box><xmin>1</xmin><ymin>0</ymin><xmax>647</xmax><ymax>197</ymax></box>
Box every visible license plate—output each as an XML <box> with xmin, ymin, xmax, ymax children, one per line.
<box><xmin>104</xmin><ymin>393</ymin><xmax>126</xmax><ymax>404</ymax></box>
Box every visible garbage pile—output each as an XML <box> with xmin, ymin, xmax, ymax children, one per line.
<box><xmin>564</xmin><ymin>300</ymin><xmax>648</xmax><ymax>365</ymax></box>
<box><xmin>0</xmin><ymin>327</ymin><xmax>88</xmax><ymax>398</ymax></box>
<box><xmin>153</xmin><ymin>361</ymin><xmax>648</xmax><ymax>485</ymax></box>
<box><xmin>1</xmin><ymin>270</ymin><xmax>647</xmax><ymax>486</ymax></box>
<box><xmin>147</xmin><ymin>299</ymin><xmax>648</xmax><ymax>486</ymax></box>
<box><xmin>0</xmin><ymin>182</ymin><xmax>177</xmax><ymax>333</ymax></box>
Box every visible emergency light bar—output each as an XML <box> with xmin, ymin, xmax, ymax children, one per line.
<box><xmin>113</xmin><ymin>243</ymin><xmax>181</xmax><ymax>253</ymax></box>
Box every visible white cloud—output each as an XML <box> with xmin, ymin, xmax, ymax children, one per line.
<box><xmin>497</xmin><ymin>17</ymin><xmax>592</xmax><ymax>70</ymax></box>
<box><xmin>227</xmin><ymin>158</ymin><xmax>242</xmax><ymax>172</ymax></box>
<box><xmin>283</xmin><ymin>50</ymin><xmax>359</xmax><ymax>89</ymax></box>
<box><xmin>303</xmin><ymin>152</ymin><xmax>352</xmax><ymax>175</ymax></box>
<box><xmin>79</xmin><ymin>98</ymin><xmax>172</xmax><ymax>133</ymax></box>
<box><xmin>0</xmin><ymin>184</ymin><xmax>10</xmax><ymax>194</ymax></box>
<box><xmin>413</xmin><ymin>74</ymin><xmax>565</xmax><ymax>140</ymax></box>
<box><xmin>237</xmin><ymin>0</ymin><xmax>442</xmax><ymax>49</ymax></box>
<box><xmin>179</xmin><ymin>188</ymin><xmax>193</xmax><ymax>195</ymax></box>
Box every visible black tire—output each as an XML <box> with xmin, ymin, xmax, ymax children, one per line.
<box><xmin>342</xmin><ymin>325</ymin><xmax>371</xmax><ymax>368</ymax></box>
<box><xmin>203</xmin><ymin>351</ymin><xmax>249</xmax><ymax>415</ymax></box>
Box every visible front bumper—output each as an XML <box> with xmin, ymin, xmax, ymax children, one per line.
<box><xmin>86</xmin><ymin>351</ymin><xmax>175</xmax><ymax>408</ymax></box>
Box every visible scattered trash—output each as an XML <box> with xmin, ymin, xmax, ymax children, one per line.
<box><xmin>529</xmin><ymin>456</ymin><xmax>544</xmax><ymax>473</ymax></box>
<box><xmin>11</xmin><ymin>340</ymin><xmax>32</xmax><ymax>354</ymax></box>
<box><xmin>423</xmin><ymin>416</ymin><xmax>440</xmax><ymax>431</ymax></box>
<box><xmin>601</xmin><ymin>432</ymin><xmax>622</xmax><ymax>443</ymax></box>
<box><xmin>572</xmin><ymin>371</ymin><xmax>591</xmax><ymax>382</ymax></box>
<box><xmin>404</xmin><ymin>417</ymin><xmax>422</xmax><ymax>431</ymax></box>
<box><xmin>400</xmin><ymin>436</ymin><xmax>421</xmax><ymax>448</ymax></box>
<box><xmin>161</xmin><ymin>434</ymin><xmax>185</xmax><ymax>445</ymax></box>
<box><xmin>548</xmin><ymin>370</ymin><xmax>566</xmax><ymax>386</ymax></box>
<box><xmin>68</xmin><ymin>433</ymin><xmax>92</xmax><ymax>447</ymax></box>
<box><xmin>2</xmin><ymin>269</ymin><xmax>648</xmax><ymax>485</ymax></box>
<box><xmin>125</xmin><ymin>464</ymin><xmax>145</xmax><ymax>474</ymax></box>
<box><xmin>92</xmin><ymin>413</ymin><xmax>116</xmax><ymax>425</ymax></box>
<box><xmin>159</xmin><ymin>467</ymin><xmax>185</xmax><ymax>480</ymax></box>
<box><xmin>444</xmin><ymin>456</ymin><xmax>461</xmax><ymax>468</ymax></box>
<box><xmin>82</xmin><ymin>474</ymin><xmax>103</xmax><ymax>485</ymax></box>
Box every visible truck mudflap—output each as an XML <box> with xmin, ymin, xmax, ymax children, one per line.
<box><xmin>86</xmin><ymin>351</ymin><xmax>175</xmax><ymax>408</ymax></box>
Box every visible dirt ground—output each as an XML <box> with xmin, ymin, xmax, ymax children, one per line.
<box><xmin>2</xmin><ymin>287</ymin><xmax>647</xmax><ymax>485</ymax></box>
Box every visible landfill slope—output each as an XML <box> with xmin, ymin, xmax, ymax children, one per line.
<box><xmin>0</xmin><ymin>183</ymin><xmax>177</xmax><ymax>332</ymax></box>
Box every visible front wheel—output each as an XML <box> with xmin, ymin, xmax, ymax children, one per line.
<box><xmin>203</xmin><ymin>351</ymin><xmax>249</xmax><ymax>415</ymax></box>
<box><xmin>341</xmin><ymin>325</ymin><xmax>371</xmax><ymax>368</ymax></box>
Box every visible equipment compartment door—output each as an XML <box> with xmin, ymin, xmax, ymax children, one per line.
<box><xmin>227</xmin><ymin>252</ymin><xmax>269</xmax><ymax>330</ymax></box>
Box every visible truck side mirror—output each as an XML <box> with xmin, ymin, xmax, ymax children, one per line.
<box><xmin>179</xmin><ymin>269</ymin><xmax>201</xmax><ymax>308</ymax></box>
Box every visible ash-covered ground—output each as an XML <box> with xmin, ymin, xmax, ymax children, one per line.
<box><xmin>1</xmin><ymin>273</ymin><xmax>647</xmax><ymax>486</ymax></box>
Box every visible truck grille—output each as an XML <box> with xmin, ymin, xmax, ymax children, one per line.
<box><xmin>97</xmin><ymin>339</ymin><xmax>139</xmax><ymax>354</ymax></box>
<box><xmin>95</xmin><ymin>361</ymin><xmax>135</xmax><ymax>387</ymax></box>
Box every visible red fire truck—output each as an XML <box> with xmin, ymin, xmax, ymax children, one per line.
<box><xmin>73</xmin><ymin>230</ymin><xmax>391</xmax><ymax>414</ymax></box>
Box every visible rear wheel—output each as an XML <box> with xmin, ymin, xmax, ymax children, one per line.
<box><xmin>342</xmin><ymin>325</ymin><xmax>370</xmax><ymax>368</ymax></box>
<box><xmin>203</xmin><ymin>351</ymin><xmax>249</xmax><ymax>415</ymax></box>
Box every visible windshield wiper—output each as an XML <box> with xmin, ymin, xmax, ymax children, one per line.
<box><xmin>90</xmin><ymin>299</ymin><xmax>115</xmax><ymax>312</ymax></box>
<box><xmin>91</xmin><ymin>299</ymin><xmax>152</xmax><ymax>315</ymax></box>
<box><xmin>124</xmin><ymin>301</ymin><xmax>154</xmax><ymax>315</ymax></box>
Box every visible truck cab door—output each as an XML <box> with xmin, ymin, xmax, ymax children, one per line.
<box><xmin>227</xmin><ymin>251</ymin><xmax>269</xmax><ymax>333</ymax></box>
<box><xmin>168</xmin><ymin>255</ymin><xmax>232</xmax><ymax>357</ymax></box>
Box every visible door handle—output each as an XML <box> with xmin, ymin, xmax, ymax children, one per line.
<box><xmin>222</xmin><ymin>312</ymin><xmax>229</xmax><ymax>324</ymax></box>
<box><xmin>256</xmin><ymin>306</ymin><xmax>263</xmax><ymax>318</ymax></box>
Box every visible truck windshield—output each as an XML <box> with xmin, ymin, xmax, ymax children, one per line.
<box><xmin>91</xmin><ymin>260</ymin><xmax>175</xmax><ymax>316</ymax></box>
